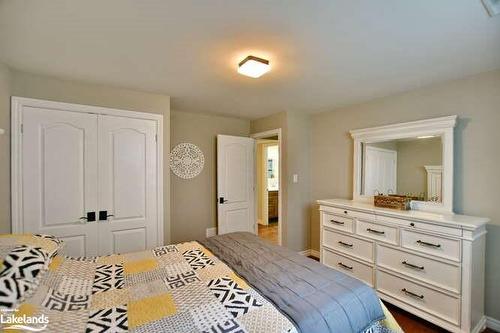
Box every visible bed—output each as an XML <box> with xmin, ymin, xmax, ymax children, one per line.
<box><xmin>0</xmin><ymin>233</ymin><xmax>402</xmax><ymax>333</ymax></box>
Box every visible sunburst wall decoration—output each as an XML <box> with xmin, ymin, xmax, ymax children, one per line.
<box><xmin>170</xmin><ymin>143</ymin><xmax>205</xmax><ymax>179</ymax></box>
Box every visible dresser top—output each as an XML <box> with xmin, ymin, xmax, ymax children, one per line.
<box><xmin>317</xmin><ymin>198</ymin><xmax>489</xmax><ymax>230</ymax></box>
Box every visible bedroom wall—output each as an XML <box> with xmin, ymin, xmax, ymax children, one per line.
<box><xmin>170</xmin><ymin>110</ymin><xmax>250</xmax><ymax>243</ymax></box>
<box><xmin>251</xmin><ymin>111</ymin><xmax>311</xmax><ymax>252</ymax></box>
<box><xmin>310</xmin><ymin>69</ymin><xmax>500</xmax><ymax>321</ymax></box>
<box><xmin>7</xmin><ymin>69</ymin><xmax>172</xmax><ymax>242</ymax></box>
<box><xmin>396</xmin><ymin>137</ymin><xmax>442</xmax><ymax>197</ymax></box>
<box><xmin>0</xmin><ymin>63</ymin><xmax>11</xmax><ymax>233</ymax></box>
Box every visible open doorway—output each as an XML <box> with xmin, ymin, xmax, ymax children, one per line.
<box><xmin>251</xmin><ymin>129</ymin><xmax>282</xmax><ymax>245</ymax></box>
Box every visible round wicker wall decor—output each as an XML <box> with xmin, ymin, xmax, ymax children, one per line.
<box><xmin>170</xmin><ymin>143</ymin><xmax>205</xmax><ymax>179</ymax></box>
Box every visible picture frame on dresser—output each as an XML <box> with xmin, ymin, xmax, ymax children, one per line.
<box><xmin>318</xmin><ymin>116</ymin><xmax>489</xmax><ymax>333</ymax></box>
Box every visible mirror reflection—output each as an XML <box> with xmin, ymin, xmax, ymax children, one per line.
<box><xmin>361</xmin><ymin>136</ymin><xmax>442</xmax><ymax>202</ymax></box>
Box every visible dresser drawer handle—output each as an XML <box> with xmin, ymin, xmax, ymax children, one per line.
<box><xmin>338</xmin><ymin>241</ymin><xmax>353</xmax><ymax>248</ymax></box>
<box><xmin>366</xmin><ymin>228</ymin><xmax>385</xmax><ymax>235</ymax></box>
<box><xmin>330</xmin><ymin>220</ymin><xmax>345</xmax><ymax>225</ymax></box>
<box><xmin>417</xmin><ymin>240</ymin><xmax>441</xmax><ymax>248</ymax></box>
<box><xmin>402</xmin><ymin>261</ymin><xmax>424</xmax><ymax>270</ymax></box>
<box><xmin>402</xmin><ymin>288</ymin><xmax>424</xmax><ymax>299</ymax></box>
<box><xmin>337</xmin><ymin>262</ymin><xmax>353</xmax><ymax>270</ymax></box>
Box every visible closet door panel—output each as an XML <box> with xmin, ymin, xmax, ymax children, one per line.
<box><xmin>98</xmin><ymin>115</ymin><xmax>158</xmax><ymax>255</ymax></box>
<box><xmin>21</xmin><ymin>107</ymin><xmax>99</xmax><ymax>256</ymax></box>
<box><xmin>112</xmin><ymin>128</ymin><xmax>146</xmax><ymax>220</ymax></box>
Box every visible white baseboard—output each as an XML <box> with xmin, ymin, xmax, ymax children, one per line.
<box><xmin>298</xmin><ymin>249</ymin><xmax>320</xmax><ymax>258</ymax></box>
<box><xmin>487</xmin><ymin>316</ymin><xmax>500</xmax><ymax>331</ymax></box>
<box><xmin>298</xmin><ymin>249</ymin><xmax>311</xmax><ymax>256</ymax></box>
<box><xmin>473</xmin><ymin>316</ymin><xmax>487</xmax><ymax>333</ymax></box>
<box><xmin>206</xmin><ymin>227</ymin><xmax>217</xmax><ymax>238</ymax></box>
<box><xmin>310</xmin><ymin>249</ymin><xmax>320</xmax><ymax>258</ymax></box>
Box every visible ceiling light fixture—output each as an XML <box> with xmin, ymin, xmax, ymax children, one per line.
<box><xmin>417</xmin><ymin>135</ymin><xmax>436</xmax><ymax>139</ymax></box>
<box><xmin>238</xmin><ymin>55</ymin><xmax>270</xmax><ymax>78</ymax></box>
<box><xmin>482</xmin><ymin>0</ymin><xmax>500</xmax><ymax>16</ymax></box>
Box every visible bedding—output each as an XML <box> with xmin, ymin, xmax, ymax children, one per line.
<box><xmin>0</xmin><ymin>234</ymin><xmax>63</xmax><ymax>309</ymax></box>
<box><xmin>200</xmin><ymin>232</ymin><xmax>393</xmax><ymax>333</ymax></box>
<box><xmin>0</xmin><ymin>234</ymin><xmax>402</xmax><ymax>333</ymax></box>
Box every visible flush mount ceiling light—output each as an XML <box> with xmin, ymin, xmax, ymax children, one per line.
<box><xmin>417</xmin><ymin>135</ymin><xmax>436</xmax><ymax>139</ymax></box>
<box><xmin>482</xmin><ymin>0</ymin><xmax>500</xmax><ymax>16</ymax></box>
<box><xmin>238</xmin><ymin>55</ymin><xmax>270</xmax><ymax>78</ymax></box>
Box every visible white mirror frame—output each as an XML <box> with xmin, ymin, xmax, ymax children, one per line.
<box><xmin>350</xmin><ymin>115</ymin><xmax>457</xmax><ymax>213</ymax></box>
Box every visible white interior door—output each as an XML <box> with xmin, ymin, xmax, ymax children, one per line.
<box><xmin>364</xmin><ymin>146</ymin><xmax>397</xmax><ymax>195</ymax></box>
<box><xmin>21</xmin><ymin>107</ymin><xmax>99</xmax><ymax>256</ymax></box>
<box><xmin>217</xmin><ymin>135</ymin><xmax>255</xmax><ymax>235</ymax></box>
<box><xmin>98</xmin><ymin>115</ymin><xmax>158</xmax><ymax>255</ymax></box>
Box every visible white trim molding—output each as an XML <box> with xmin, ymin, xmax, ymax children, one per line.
<box><xmin>298</xmin><ymin>249</ymin><xmax>320</xmax><ymax>258</ymax></box>
<box><xmin>310</xmin><ymin>249</ymin><xmax>320</xmax><ymax>258</ymax></box>
<box><xmin>350</xmin><ymin>116</ymin><xmax>457</xmax><ymax>213</ymax></box>
<box><xmin>486</xmin><ymin>316</ymin><xmax>500</xmax><ymax>332</ymax></box>
<box><xmin>251</xmin><ymin>128</ymin><xmax>283</xmax><ymax>246</ymax></box>
<box><xmin>206</xmin><ymin>227</ymin><xmax>217</xmax><ymax>238</ymax></box>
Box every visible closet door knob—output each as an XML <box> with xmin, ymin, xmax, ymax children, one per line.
<box><xmin>99</xmin><ymin>211</ymin><xmax>114</xmax><ymax>221</ymax></box>
<box><xmin>80</xmin><ymin>212</ymin><xmax>96</xmax><ymax>222</ymax></box>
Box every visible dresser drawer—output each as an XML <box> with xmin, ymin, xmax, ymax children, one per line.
<box><xmin>379</xmin><ymin>215</ymin><xmax>462</xmax><ymax>237</ymax></box>
<box><xmin>401</xmin><ymin>230</ymin><xmax>460</xmax><ymax>262</ymax></box>
<box><xmin>322</xmin><ymin>213</ymin><xmax>354</xmax><ymax>233</ymax></box>
<box><xmin>356</xmin><ymin>220</ymin><xmax>398</xmax><ymax>245</ymax></box>
<box><xmin>328</xmin><ymin>207</ymin><xmax>376</xmax><ymax>221</ymax></box>
<box><xmin>322</xmin><ymin>249</ymin><xmax>373</xmax><ymax>286</ymax></box>
<box><xmin>377</xmin><ymin>245</ymin><xmax>461</xmax><ymax>293</ymax></box>
<box><xmin>377</xmin><ymin>270</ymin><xmax>460</xmax><ymax>325</ymax></box>
<box><xmin>323</xmin><ymin>229</ymin><xmax>374</xmax><ymax>263</ymax></box>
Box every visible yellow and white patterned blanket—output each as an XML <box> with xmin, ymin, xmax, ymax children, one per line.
<box><xmin>4</xmin><ymin>240</ymin><xmax>402</xmax><ymax>333</ymax></box>
<box><xmin>5</xmin><ymin>241</ymin><xmax>297</xmax><ymax>332</ymax></box>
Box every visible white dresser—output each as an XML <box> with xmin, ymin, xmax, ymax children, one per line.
<box><xmin>318</xmin><ymin>199</ymin><xmax>489</xmax><ymax>333</ymax></box>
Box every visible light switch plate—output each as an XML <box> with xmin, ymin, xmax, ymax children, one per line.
<box><xmin>0</xmin><ymin>129</ymin><xmax>4</xmax><ymax>135</ymax></box>
<box><xmin>293</xmin><ymin>174</ymin><xmax>299</xmax><ymax>183</ymax></box>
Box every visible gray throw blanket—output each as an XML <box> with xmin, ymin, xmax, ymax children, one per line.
<box><xmin>200</xmin><ymin>232</ymin><xmax>384</xmax><ymax>333</ymax></box>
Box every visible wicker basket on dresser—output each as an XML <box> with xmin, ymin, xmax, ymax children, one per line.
<box><xmin>318</xmin><ymin>199</ymin><xmax>489</xmax><ymax>333</ymax></box>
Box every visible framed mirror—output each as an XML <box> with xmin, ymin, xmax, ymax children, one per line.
<box><xmin>350</xmin><ymin>116</ymin><xmax>457</xmax><ymax>213</ymax></box>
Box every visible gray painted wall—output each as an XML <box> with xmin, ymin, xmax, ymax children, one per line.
<box><xmin>0</xmin><ymin>63</ymin><xmax>11</xmax><ymax>233</ymax></box>
<box><xmin>396</xmin><ymin>137</ymin><xmax>442</xmax><ymax>197</ymax></box>
<box><xmin>251</xmin><ymin>111</ymin><xmax>311</xmax><ymax>252</ymax></box>
<box><xmin>170</xmin><ymin>110</ymin><xmax>250</xmax><ymax>243</ymax></box>
<box><xmin>310</xmin><ymin>69</ymin><xmax>500</xmax><ymax>320</ymax></box>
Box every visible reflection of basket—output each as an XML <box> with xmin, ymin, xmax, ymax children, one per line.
<box><xmin>374</xmin><ymin>195</ymin><xmax>412</xmax><ymax>210</ymax></box>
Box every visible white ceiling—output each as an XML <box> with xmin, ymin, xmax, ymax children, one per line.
<box><xmin>1</xmin><ymin>0</ymin><xmax>499</xmax><ymax>119</ymax></box>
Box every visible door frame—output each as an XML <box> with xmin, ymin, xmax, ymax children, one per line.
<box><xmin>11</xmin><ymin>97</ymin><xmax>164</xmax><ymax>247</ymax></box>
<box><xmin>250</xmin><ymin>128</ymin><xmax>282</xmax><ymax>246</ymax></box>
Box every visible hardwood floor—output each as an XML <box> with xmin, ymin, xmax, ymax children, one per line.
<box><xmin>384</xmin><ymin>302</ymin><xmax>496</xmax><ymax>333</ymax></box>
<box><xmin>305</xmin><ymin>257</ymin><xmax>497</xmax><ymax>333</ymax></box>
<box><xmin>258</xmin><ymin>223</ymin><xmax>278</xmax><ymax>244</ymax></box>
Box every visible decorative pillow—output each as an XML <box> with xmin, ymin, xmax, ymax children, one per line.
<box><xmin>0</xmin><ymin>234</ymin><xmax>64</xmax><ymax>309</ymax></box>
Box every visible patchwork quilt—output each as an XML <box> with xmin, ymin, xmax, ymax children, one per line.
<box><xmin>3</xmin><ymin>240</ymin><xmax>298</xmax><ymax>333</ymax></box>
<box><xmin>1</xmin><ymin>235</ymin><xmax>402</xmax><ymax>333</ymax></box>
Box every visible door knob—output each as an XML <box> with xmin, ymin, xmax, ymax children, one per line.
<box><xmin>219</xmin><ymin>197</ymin><xmax>228</xmax><ymax>204</ymax></box>
<box><xmin>99</xmin><ymin>211</ymin><xmax>114</xmax><ymax>221</ymax></box>
<box><xmin>80</xmin><ymin>212</ymin><xmax>96</xmax><ymax>222</ymax></box>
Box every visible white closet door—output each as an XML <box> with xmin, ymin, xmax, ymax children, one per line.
<box><xmin>21</xmin><ymin>107</ymin><xmax>99</xmax><ymax>256</ymax></box>
<box><xmin>98</xmin><ymin>115</ymin><xmax>158</xmax><ymax>255</ymax></box>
